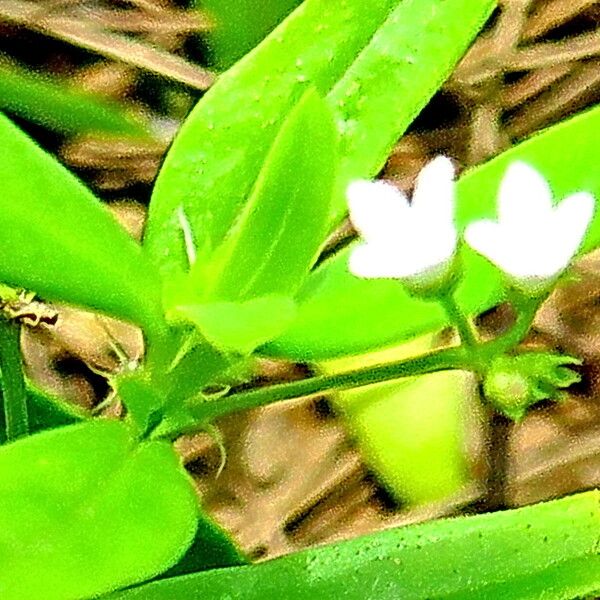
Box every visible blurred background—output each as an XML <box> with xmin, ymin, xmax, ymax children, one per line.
<box><xmin>1</xmin><ymin>0</ymin><xmax>599</xmax><ymax>562</ymax></box>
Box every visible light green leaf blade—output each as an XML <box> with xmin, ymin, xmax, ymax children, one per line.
<box><xmin>194</xmin><ymin>88</ymin><xmax>337</xmax><ymax>302</ymax></box>
<box><xmin>0</xmin><ymin>113</ymin><xmax>164</xmax><ymax>330</ymax></box>
<box><xmin>23</xmin><ymin>384</ymin><xmax>87</xmax><ymax>434</ymax></box>
<box><xmin>144</xmin><ymin>0</ymin><xmax>495</xmax><ymax>279</ymax></box>
<box><xmin>159</xmin><ymin>516</ymin><xmax>247</xmax><ymax>577</ymax></box>
<box><xmin>334</xmin><ymin>370</ymin><xmax>469</xmax><ymax>504</ymax></box>
<box><xmin>0</xmin><ymin>420</ymin><xmax>198</xmax><ymax>600</ymax></box>
<box><xmin>175</xmin><ymin>296</ymin><xmax>297</xmax><ymax>354</ymax></box>
<box><xmin>267</xmin><ymin>105</ymin><xmax>600</xmax><ymax>359</ymax></box>
<box><xmin>197</xmin><ymin>0</ymin><xmax>302</xmax><ymax>69</ymax></box>
<box><xmin>0</xmin><ymin>61</ymin><xmax>150</xmax><ymax>137</ymax></box>
<box><xmin>105</xmin><ymin>491</ymin><xmax>600</xmax><ymax>600</ymax></box>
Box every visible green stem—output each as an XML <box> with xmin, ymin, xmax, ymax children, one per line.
<box><xmin>482</xmin><ymin>296</ymin><xmax>540</xmax><ymax>357</ymax></box>
<box><xmin>164</xmin><ymin>296</ymin><xmax>543</xmax><ymax>433</ymax></box>
<box><xmin>0</xmin><ymin>319</ymin><xmax>28</xmax><ymax>441</ymax></box>
<box><xmin>439</xmin><ymin>293</ymin><xmax>479</xmax><ymax>348</ymax></box>
<box><xmin>192</xmin><ymin>345</ymin><xmax>471</xmax><ymax>423</ymax></box>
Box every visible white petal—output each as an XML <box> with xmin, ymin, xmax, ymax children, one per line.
<box><xmin>347</xmin><ymin>179</ymin><xmax>409</xmax><ymax>243</ymax></box>
<box><xmin>411</xmin><ymin>156</ymin><xmax>455</xmax><ymax>224</ymax></box>
<box><xmin>464</xmin><ymin>219</ymin><xmax>506</xmax><ymax>265</ymax></box>
<box><xmin>349</xmin><ymin>235</ymin><xmax>454</xmax><ymax>280</ymax></box>
<box><xmin>550</xmin><ymin>191</ymin><xmax>595</xmax><ymax>266</ymax></box>
<box><xmin>348</xmin><ymin>243</ymin><xmax>406</xmax><ymax>279</ymax></box>
<box><xmin>497</xmin><ymin>162</ymin><xmax>553</xmax><ymax>230</ymax></box>
<box><xmin>466</xmin><ymin>219</ymin><xmax>545</xmax><ymax>279</ymax></box>
<box><xmin>410</xmin><ymin>223</ymin><xmax>457</xmax><ymax>269</ymax></box>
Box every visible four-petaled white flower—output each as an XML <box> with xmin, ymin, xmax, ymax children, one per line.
<box><xmin>347</xmin><ymin>156</ymin><xmax>457</xmax><ymax>289</ymax></box>
<box><xmin>465</xmin><ymin>162</ymin><xmax>595</xmax><ymax>292</ymax></box>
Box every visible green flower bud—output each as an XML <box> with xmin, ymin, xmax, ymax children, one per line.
<box><xmin>483</xmin><ymin>352</ymin><xmax>581</xmax><ymax>421</ymax></box>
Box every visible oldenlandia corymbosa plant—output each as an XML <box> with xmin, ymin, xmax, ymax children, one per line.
<box><xmin>0</xmin><ymin>0</ymin><xmax>599</xmax><ymax>598</ymax></box>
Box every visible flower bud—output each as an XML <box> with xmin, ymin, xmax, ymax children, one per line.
<box><xmin>483</xmin><ymin>352</ymin><xmax>581</xmax><ymax>421</ymax></box>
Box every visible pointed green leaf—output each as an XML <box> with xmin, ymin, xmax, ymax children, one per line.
<box><xmin>0</xmin><ymin>420</ymin><xmax>198</xmax><ymax>600</ymax></box>
<box><xmin>106</xmin><ymin>491</ymin><xmax>600</xmax><ymax>600</ymax></box>
<box><xmin>267</xmin><ymin>106</ymin><xmax>600</xmax><ymax>359</ymax></box>
<box><xmin>175</xmin><ymin>296</ymin><xmax>296</xmax><ymax>355</ymax></box>
<box><xmin>0</xmin><ymin>61</ymin><xmax>150</xmax><ymax>136</ymax></box>
<box><xmin>197</xmin><ymin>0</ymin><xmax>302</xmax><ymax>69</ymax></box>
<box><xmin>144</xmin><ymin>0</ymin><xmax>495</xmax><ymax>279</ymax></box>
<box><xmin>189</xmin><ymin>88</ymin><xmax>337</xmax><ymax>302</ymax></box>
<box><xmin>0</xmin><ymin>113</ymin><xmax>164</xmax><ymax>329</ymax></box>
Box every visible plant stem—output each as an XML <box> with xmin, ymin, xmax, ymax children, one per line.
<box><xmin>176</xmin><ymin>296</ymin><xmax>542</xmax><ymax>432</ymax></box>
<box><xmin>482</xmin><ymin>406</ymin><xmax>513</xmax><ymax>511</ymax></box>
<box><xmin>439</xmin><ymin>293</ymin><xmax>479</xmax><ymax>349</ymax></box>
<box><xmin>0</xmin><ymin>319</ymin><xmax>28</xmax><ymax>441</ymax></box>
<box><xmin>471</xmin><ymin>295</ymin><xmax>540</xmax><ymax>513</ymax></box>
<box><xmin>193</xmin><ymin>345</ymin><xmax>471</xmax><ymax>423</ymax></box>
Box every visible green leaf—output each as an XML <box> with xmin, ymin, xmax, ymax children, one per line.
<box><xmin>0</xmin><ymin>420</ymin><xmax>198</xmax><ymax>600</ymax></box>
<box><xmin>0</xmin><ymin>113</ymin><xmax>164</xmax><ymax>330</ymax></box>
<box><xmin>267</xmin><ymin>105</ymin><xmax>600</xmax><ymax>359</ymax></box>
<box><xmin>197</xmin><ymin>0</ymin><xmax>302</xmax><ymax>69</ymax></box>
<box><xmin>189</xmin><ymin>88</ymin><xmax>337</xmax><ymax>302</ymax></box>
<box><xmin>159</xmin><ymin>515</ymin><xmax>247</xmax><ymax>578</ymax></box>
<box><xmin>175</xmin><ymin>296</ymin><xmax>297</xmax><ymax>355</ymax></box>
<box><xmin>0</xmin><ymin>319</ymin><xmax>28</xmax><ymax>441</ymax></box>
<box><xmin>0</xmin><ymin>383</ymin><xmax>86</xmax><ymax>445</ymax></box>
<box><xmin>0</xmin><ymin>61</ymin><xmax>150</xmax><ymax>137</ymax></box>
<box><xmin>105</xmin><ymin>491</ymin><xmax>600</xmax><ymax>600</ymax></box>
<box><xmin>25</xmin><ymin>385</ymin><xmax>87</xmax><ymax>430</ymax></box>
<box><xmin>117</xmin><ymin>372</ymin><xmax>166</xmax><ymax>436</ymax></box>
<box><xmin>144</xmin><ymin>0</ymin><xmax>495</xmax><ymax>280</ymax></box>
<box><xmin>333</xmin><ymin>368</ymin><xmax>469</xmax><ymax>504</ymax></box>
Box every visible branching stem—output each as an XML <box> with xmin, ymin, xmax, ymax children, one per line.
<box><xmin>0</xmin><ymin>319</ymin><xmax>28</xmax><ymax>441</ymax></box>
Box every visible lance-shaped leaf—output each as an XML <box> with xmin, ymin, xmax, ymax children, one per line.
<box><xmin>0</xmin><ymin>113</ymin><xmax>164</xmax><ymax>329</ymax></box>
<box><xmin>0</xmin><ymin>420</ymin><xmax>198</xmax><ymax>600</ymax></box>
<box><xmin>197</xmin><ymin>0</ymin><xmax>302</xmax><ymax>69</ymax></box>
<box><xmin>167</xmin><ymin>90</ymin><xmax>336</xmax><ymax>354</ymax></box>
<box><xmin>144</xmin><ymin>0</ymin><xmax>495</xmax><ymax>279</ymax></box>
<box><xmin>266</xmin><ymin>105</ymin><xmax>600</xmax><ymax>359</ymax></box>
<box><xmin>175</xmin><ymin>297</ymin><xmax>297</xmax><ymax>355</ymax></box>
<box><xmin>191</xmin><ymin>89</ymin><xmax>337</xmax><ymax>302</ymax></box>
<box><xmin>105</xmin><ymin>491</ymin><xmax>600</xmax><ymax>600</ymax></box>
<box><xmin>0</xmin><ymin>61</ymin><xmax>150</xmax><ymax>137</ymax></box>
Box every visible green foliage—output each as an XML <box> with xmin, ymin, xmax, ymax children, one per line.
<box><xmin>0</xmin><ymin>113</ymin><xmax>164</xmax><ymax>331</ymax></box>
<box><xmin>483</xmin><ymin>352</ymin><xmax>581</xmax><ymax>421</ymax></box>
<box><xmin>0</xmin><ymin>382</ymin><xmax>86</xmax><ymax>445</ymax></box>
<box><xmin>0</xmin><ymin>61</ymin><xmax>150</xmax><ymax>137</ymax></box>
<box><xmin>165</xmin><ymin>89</ymin><xmax>337</xmax><ymax>353</ymax></box>
<box><xmin>116</xmin><ymin>372</ymin><xmax>165</xmax><ymax>436</ymax></box>
<box><xmin>0</xmin><ymin>1</ymin><xmax>596</xmax><ymax>597</ymax></box>
<box><xmin>144</xmin><ymin>0</ymin><xmax>495</xmax><ymax>282</ymax></box>
<box><xmin>176</xmin><ymin>296</ymin><xmax>297</xmax><ymax>355</ymax></box>
<box><xmin>0</xmin><ymin>318</ymin><xmax>28</xmax><ymax>440</ymax></box>
<box><xmin>105</xmin><ymin>491</ymin><xmax>600</xmax><ymax>600</ymax></box>
<box><xmin>24</xmin><ymin>385</ymin><xmax>87</xmax><ymax>432</ymax></box>
<box><xmin>335</xmin><ymin>369</ymin><xmax>469</xmax><ymax>504</ymax></box>
<box><xmin>198</xmin><ymin>0</ymin><xmax>302</xmax><ymax>69</ymax></box>
<box><xmin>0</xmin><ymin>420</ymin><xmax>198</xmax><ymax>600</ymax></box>
<box><xmin>191</xmin><ymin>89</ymin><xmax>337</xmax><ymax>302</ymax></box>
<box><xmin>267</xmin><ymin>105</ymin><xmax>600</xmax><ymax>359</ymax></box>
<box><xmin>159</xmin><ymin>516</ymin><xmax>247</xmax><ymax>578</ymax></box>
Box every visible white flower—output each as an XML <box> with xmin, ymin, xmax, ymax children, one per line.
<box><xmin>465</xmin><ymin>162</ymin><xmax>595</xmax><ymax>292</ymax></box>
<box><xmin>347</xmin><ymin>156</ymin><xmax>457</xmax><ymax>288</ymax></box>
